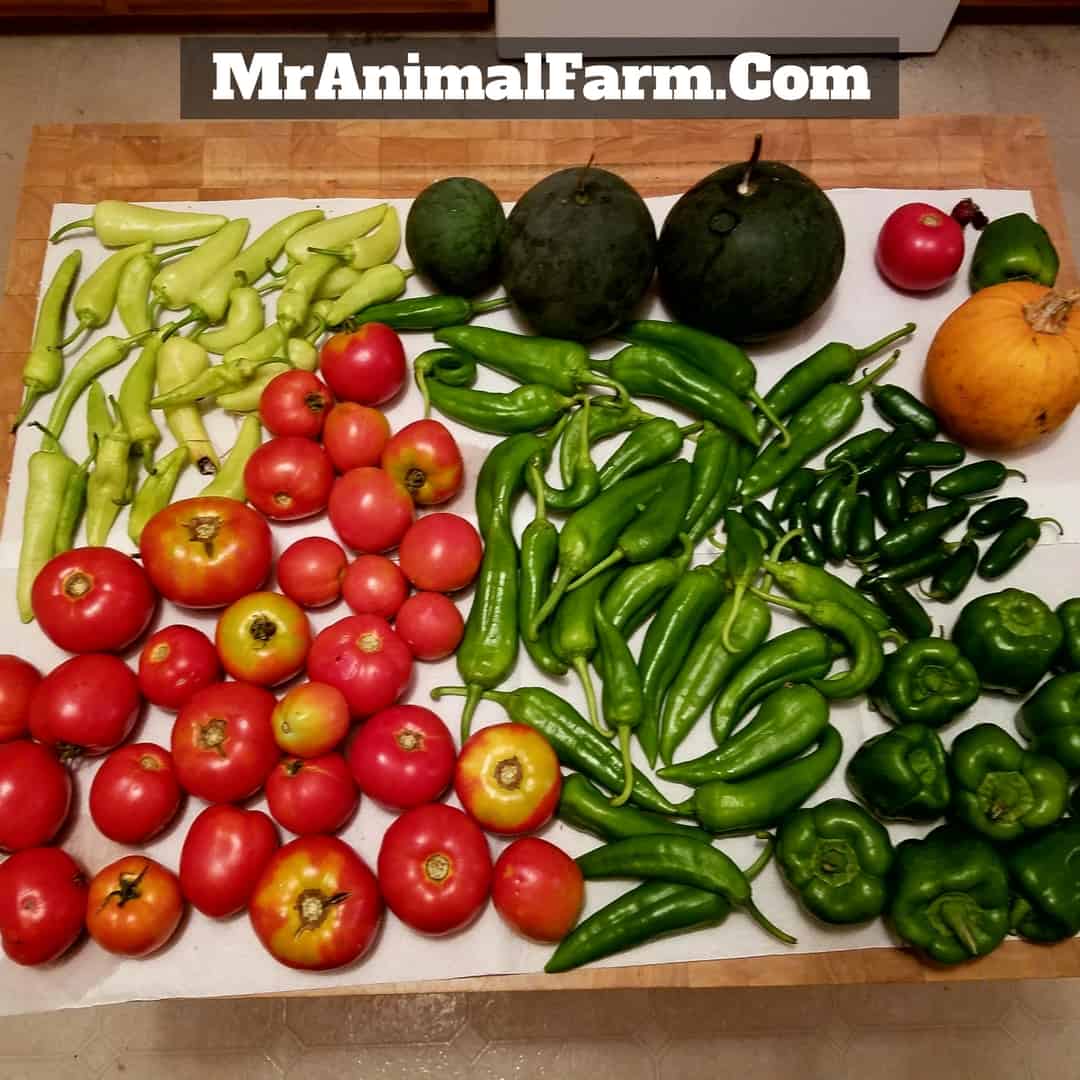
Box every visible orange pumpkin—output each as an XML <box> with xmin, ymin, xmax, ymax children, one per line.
<box><xmin>925</xmin><ymin>282</ymin><xmax>1080</xmax><ymax>451</ymax></box>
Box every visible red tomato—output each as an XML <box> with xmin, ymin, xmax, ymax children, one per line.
<box><xmin>171</xmin><ymin>681</ymin><xmax>279</xmax><ymax>803</ymax></box>
<box><xmin>876</xmin><ymin>202</ymin><xmax>965</xmax><ymax>291</ymax></box>
<box><xmin>0</xmin><ymin>656</ymin><xmax>41</xmax><ymax>742</ymax></box>
<box><xmin>266</xmin><ymin>753</ymin><xmax>358</xmax><ymax>835</ymax></box>
<box><xmin>89</xmin><ymin>743</ymin><xmax>182</xmax><ymax>845</ymax></box>
<box><xmin>250</xmin><ymin>835</ymin><xmax>382</xmax><ymax>970</ymax></box>
<box><xmin>138</xmin><ymin>625</ymin><xmax>221</xmax><ymax>711</ymax></box>
<box><xmin>215</xmin><ymin>591</ymin><xmax>311</xmax><ymax>687</ymax></box>
<box><xmin>29</xmin><ymin>654</ymin><xmax>140</xmax><ymax>757</ymax></box>
<box><xmin>179</xmin><ymin>804</ymin><xmax>279</xmax><ymax>918</ymax></box>
<box><xmin>0</xmin><ymin>740</ymin><xmax>71</xmax><ymax>852</ymax></box>
<box><xmin>492</xmin><ymin>837</ymin><xmax>584</xmax><ymax>943</ymax></box>
<box><xmin>455</xmin><ymin>723</ymin><xmax>561</xmax><ymax>836</ymax></box>
<box><xmin>346</xmin><ymin>704</ymin><xmax>455</xmax><ymax>811</ymax></box>
<box><xmin>85</xmin><ymin>856</ymin><xmax>183</xmax><ymax>957</ymax></box>
<box><xmin>307</xmin><ymin>615</ymin><xmax>413</xmax><ymax>718</ymax></box>
<box><xmin>342</xmin><ymin>555</ymin><xmax>408</xmax><ymax>619</ymax></box>
<box><xmin>381</xmin><ymin>419</ymin><xmax>464</xmax><ymax>506</ymax></box>
<box><xmin>319</xmin><ymin>323</ymin><xmax>406</xmax><ymax>406</ymax></box>
<box><xmin>328</xmin><ymin>467</ymin><xmax>414</xmax><ymax>554</ymax></box>
<box><xmin>323</xmin><ymin>403</ymin><xmax>390</xmax><ymax>472</ymax></box>
<box><xmin>273</xmin><ymin>681</ymin><xmax>351</xmax><ymax>758</ymax></box>
<box><xmin>276</xmin><ymin>536</ymin><xmax>347</xmax><ymax>609</ymax></box>
<box><xmin>259</xmin><ymin>370</ymin><xmax>334</xmax><ymax>439</ymax></box>
<box><xmin>378</xmin><ymin>803</ymin><xmax>491</xmax><ymax>935</ymax></box>
<box><xmin>31</xmin><ymin>547</ymin><xmax>156</xmax><ymax>654</ymax></box>
<box><xmin>244</xmin><ymin>436</ymin><xmax>335</xmax><ymax>521</ymax></box>
<box><xmin>140</xmin><ymin>497</ymin><xmax>272</xmax><ymax>609</ymax></box>
<box><xmin>0</xmin><ymin>847</ymin><xmax>87</xmax><ymax>965</ymax></box>
<box><xmin>394</xmin><ymin>592</ymin><xmax>464</xmax><ymax>661</ymax></box>
<box><xmin>398</xmin><ymin>513</ymin><xmax>483</xmax><ymax>592</ymax></box>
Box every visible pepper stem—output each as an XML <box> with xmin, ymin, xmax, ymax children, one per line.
<box><xmin>1035</xmin><ymin>516</ymin><xmax>1065</xmax><ymax>537</ymax></box>
<box><xmin>721</xmin><ymin>589</ymin><xmax>746</xmax><ymax>653</ymax></box>
<box><xmin>744</xmin><ymin>834</ymin><xmax>776</xmax><ymax>881</ymax></box>
<box><xmin>853</xmin><ymin>323</ymin><xmax>916</xmax><ymax>361</ymax></box>
<box><xmin>566</xmin><ymin>550</ymin><xmax>624</xmax><ymax>593</ymax></box>
<box><xmin>1006</xmin><ymin>469</ymin><xmax>1028</xmax><ymax>485</ymax></box>
<box><xmin>748</xmin><ymin>389</ymin><xmax>791</xmax><ymax>448</ymax></box>
<box><xmin>458</xmin><ymin>683</ymin><xmax>483</xmax><ymax>744</ymax></box>
<box><xmin>528</xmin><ymin>570</ymin><xmax>571</xmax><ymax>639</ymax></box>
<box><xmin>307</xmin><ymin>246</ymin><xmax>349</xmax><ymax>260</ymax></box>
<box><xmin>573</xmin><ymin>657</ymin><xmax>610</xmax><ymax>737</ymax></box>
<box><xmin>49</xmin><ymin>217</ymin><xmax>94</xmax><ymax>243</ymax></box>
<box><xmin>610</xmin><ymin>726</ymin><xmax>634</xmax><ymax>807</ymax></box>
<box><xmin>470</xmin><ymin>296</ymin><xmax>511</xmax><ymax>316</ymax></box>
<box><xmin>414</xmin><ymin>365</ymin><xmax>433</xmax><ymax>417</ymax></box>
<box><xmin>742</xmin><ymin>899</ymin><xmax>797</xmax><ymax>945</ymax></box>
<box><xmin>57</xmin><ymin>320</ymin><xmax>89</xmax><ymax>350</ymax></box>
<box><xmin>158</xmin><ymin>244</ymin><xmax>198</xmax><ymax>264</ymax></box>
<box><xmin>939</xmin><ymin>898</ymin><xmax>981</xmax><ymax>956</ymax></box>
<box><xmin>770</xmin><ymin>529</ymin><xmax>802</xmax><ymax>562</ymax></box>
<box><xmin>11</xmin><ymin>387</ymin><xmax>43</xmax><ymax>432</ymax></box>
<box><xmin>586</xmin><ymin>372</ymin><xmax>630</xmax><ymax>406</ymax></box>
<box><xmin>851</xmin><ymin>351</ymin><xmax>900</xmax><ymax>394</ymax></box>
<box><xmin>749</xmin><ymin>584</ymin><xmax>808</xmax><ymax>616</ymax></box>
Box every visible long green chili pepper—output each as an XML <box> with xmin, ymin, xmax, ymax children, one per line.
<box><xmin>559</xmin><ymin>398</ymin><xmax>654</xmax><ymax>487</ymax></box>
<box><xmin>617</xmin><ymin>319</ymin><xmax>790</xmax><ymax>444</ymax></box>
<box><xmin>686</xmin><ymin>423</ymin><xmax>741</xmax><ymax>544</ymax></box>
<box><xmin>475</xmin><ymin>422</ymin><xmax>566</xmax><ymax>536</ymax></box>
<box><xmin>594</xmin><ymin>601</ymin><xmax>645</xmax><ymax>805</ymax></box>
<box><xmin>824</xmin><ymin>428</ymin><xmax>889</xmax><ymax>470</ymax></box>
<box><xmin>601</xmin><ymin>535</ymin><xmax>694</xmax><ymax>640</ymax></box>
<box><xmin>720</xmin><ymin>508</ymin><xmax>765</xmax><ymax>651</ymax></box>
<box><xmin>920</xmin><ymin>540</ymin><xmax>979</xmax><ymax>602</ymax></box>
<box><xmin>50</xmin><ymin>201</ymin><xmax>227</xmax><ymax>247</ymax></box>
<box><xmin>597</xmin><ymin>417</ymin><xmax>695</xmax><ymax>491</ymax></box>
<box><xmin>17</xmin><ymin>429</ymin><xmax>77</xmax><ymax>621</ymax></box>
<box><xmin>740</xmin><ymin>353</ymin><xmax>898</xmax><ymax>502</ymax></box>
<box><xmin>875</xmin><ymin>501</ymin><xmax>970</xmax><ymax>564</ymax></box>
<box><xmin>323</xmin><ymin>264</ymin><xmax>411</xmax><ymax>327</ymax></box>
<box><xmin>756</xmin><ymin>323</ymin><xmax>915</xmax><ymax>430</ymax></box>
<box><xmin>518</xmin><ymin>466</ymin><xmax>569</xmax><ymax>678</ymax></box>
<box><xmin>196</xmin><ymin>287</ymin><xmax>265</xmax><ymax>354</ymax></box>
<box><xmin>528</xmin><ymin>463</ymin><xmax>672</xmax><ymax>637</ymax></box>
<box><xmin>527</xmin><ymin>397</ymin><xmax>601</xmax><ymax>511</ymax></box>
<box><xmin>822</xmin><ymin>466</ymin><xmax>858</xmax><ymax>562</ymax></box>
<box><xmin>346</xmin><ymin>294</ymin><xmax>509</xmax><ymax>331</ymax></box>
<box><xmin>710</xmin><ymin>626</ymin><xmax>835</xmax><ymax>744</ymax></box>
<box><xmin>190</xmin><ymin>208</ymin><xmax>324</xmax><ymax>323</ymax></box>
<box><xmin>870</xmin><ymin>472</ymin><xmax>904</xmax><ymax>529</ymax></box>
<box><xmin>13</xmin><ymin>250</ymin><xmax>81</xmax><ymax>429</ymax></box>
<box><xmin>857</xmin><ymin>545</ymin><xmax>953</xmax><ymax>592</ymax></box>
<box><xmin>52</xmin><ymin>444</ymin><xmax>95</xmax><ymax>555</ymax></box>
<box><xmin>551</xmin><ymin>568</ymin><xmax>619</xmax><ymax>736</ymax></box>
<box><xmin>576</xmin><ymin>834</ymin><xmax>795</xmax><ymax>943</ymax></box>
<box><xmin>762</xmin><ymin>552</ymin><xmax>890</xmax><ymax>632</ymax></box>
<box><xmin>116</xmin><ymin>244</ymin><xmax>197</xmax><ymax>337</ymax></box>
<box><xmin>432</xmin><ymin>685</ymin><xmax>690</xmax><ymax>816</ymax></box>
<box><xmin>127</xmin><ymin>445</ymin><xmax>187</xmax><ymax>545</ymax></box>
<box><xmin>693</xmin><ymin>726</ymin><xmax>843</xmax><ymax>834</ymax></box>
<box><xmin>659</xmin><ymin>592</ymin><xmax>771</xmax><ymax>767</ymax></box>
<box><xmin>637</xmin><ymin>562</ymin><xmax>727</xmax><ymax>766</ymax></box>
<box><xmin>60</xmin><ymin>241</ymin><xmax>153</xmax><ymax>347</ymax></box>
<box><xmin>200</xmin><ymin>415</ymin><xmax>263</xmax><ymax>500</ymax></box>
<box><xmin>84</xmin><ymin>397</ymin><xmax>132</xmax><ymax>546</ymax></box>
<box><xmin>770</xmin><ymin>467</ymin><xmax>819</xmax><ymax>523</ymax></box>
<box><xmin>285</xmin><ymin>204</ymin><xmax>388</xmax><ymax>264</ymax></box>
<box><xmin>931</xmin><ymin>461</ymin><xmax>1026</xmax><ymax>500</ymax></box>
<box><xmin>558</xmin><ymin>774</ymin><xmax>709</xmax><ymax>843</ymax></box>
<box><xmin>44</xmin><ymin>330</ymin><xmax>149</xmax><ymax>444</ymax></box>
<box><xmin>849</xmin><ymin>494</ymin><xmax>878</xmax><ymax>562</ymax></box>
<box><xmin>435</xmin><ymin>324</ymin><xmax>626</xmax><ymax>400</ymax></box>
<box><xmin>152</xmin><ymin>219</ymin><xmax>250</xmax><ymax>311</ymax></box>
<box><xmin>661</xmin><ymin>684</ymin><xmax>829</xmax><ymax>786</ymax></box>
<box><xmin>595</xmin><ymin>344</ymin><xmax>761</xmax><ymax>446</ymax></box>
<box><xmin>750</xmin><ymin>587</ymin><xmax>885</xmax><ymax>701</ymax></box>
<box><xmin>870</xmin><ymin>383</ymin><xmax>939</xmax><ymax>437</ymax></box>
<box><xmin>977</xmin><ymin>517</ymin><xmax>1063</xmax><ymax>580</ymax></box>
<box><xmin>965</xmin><ymin>497</ymin><xmax>1029</xmax><ymax>539</ymax></box>
<box><xmin>277</xmin><ymin>253</ymin><xmax>339</xmax><ymax>335</ymax></box>
<box><xmin>868</xmin><ymin>581</ymin><xmax>933</xmax><ymax>639</ymax></box>
<box><xmin>116</xmin><ymin>334</ymin><xmax>164</xmax><ymax>472</ymax></box>
<box><xmin>307</xmin><ymin>204</ymin><xmax>400</xmax><ymax>269</ymax></box>
<box><xmin>899</xmin><ymin>440</ymin><xmax>966</xmax><ymax>469</ymax></box>
<box><xmin>545</xmin><ymin>839</ymin><xmax>775</xmax><ymax>973</ymax></box>
<box><xmin>901</xmin><ymin>470</ymin><xmax>932</xmax><ymax>517</ymax></box>
<box><xmin>789</xmin><ymin>503</ymin><xmax>827</xmax><ymax>567</ymax></box>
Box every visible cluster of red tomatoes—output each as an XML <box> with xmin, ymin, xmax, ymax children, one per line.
<box><xmin>0</xmin><ymin>323</ymin><xmax>582</xmax><ymax>974</ymax></box>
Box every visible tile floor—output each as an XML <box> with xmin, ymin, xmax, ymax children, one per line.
<box><xmin>1</xmin><ymin>21</ymin><xmax>1079</xmax><ymax>1078</ymax></box>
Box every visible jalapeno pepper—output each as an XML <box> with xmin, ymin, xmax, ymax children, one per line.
<box><xmin>931</xmin><ymin>461</ymin><xmax>1026</xmax><ymax>500</ymax></box>
<box><xmin>899</xmin><ymin>440</ymin><xmax>966</xmax><ymax>469</ymax></box>
<box><xmin>977</xmin><ymin>516</ymin><xmax>1063</xmax><ymax>580</ymax></box>
<box><xmin>601</xmin><ymin>535</ymin><xmax>694</xmax><ymax>641</ymax></box>
<box><xmin>867</xmin><ymin>581</ymin><xmax>933</xmax><ymax>640</ymax></box>
<box><xmin>771</xmin><ymin>467</ymin><xmax>819</xmax><ymax>522</ymax></box>
<box><xmin>965</xmin><ymin>497</ymin><xmax>1029</xmax><ymax>539</ymax></box>
<box><xmin>742</xmin><ymin>501</ymin><xmax>785</xmax><ymax>551</ymax></box>
<box><xmin>346</xmin><ymin>294</ymin><xmax>508</xmax><ymax>332</ymax></box>
<box><xmin>874</xmin><ymin>500</ymin><xmax>970</xmax><ymax>564</ymax></box>
<box><xmin>807</xmin><ymin>466</ymin><xmax>853</xmax><ymax>523</ymax></box>
<box><xmin>822</xmin><ymin>467</ymin><xmax>858</xmax><ymax>562</ymax></box>
<box><xmin>694</xmin><ymin>726</ymin><xmax>843</xmax><ymax>834</ymax></box>
<box><xmin>869</xmin><ymin>472</ymin><xmax>904</xmax><ymax>529</ymax></box>
<box><xmin>824</xmin><ymin>428</ymin><xmax>888</xmax><ymax>470</ymax></box>
<box><xmin>594</xmin><ymin>601</ymin><xmax>645</xmax><ymax>805</ymax></box>
<box><xmin>576</xmin><ymin>834</ymin><xmax>795</xmax><ymax>943</ymax></box>
<box><xmin>901</xmin><ymin>470</ymin><xmax>932</xmax><ymax>518</ymax></box>
<box><xmin>788</xmin><ymin>504</ymin><xmax>827</xmax><ymax>567</ymax></box>
<box><xmin>921</xmin><ymin>539</ymin><xmax>979</xmax><ymax>603</ymax></box>
<box><xmin>858</xmin><ymin>545</ymin><xmax>953</xmax><ymax>592</ymax></box>
<box><xmin>870</xmin><ymin>383</ymin><xmax>939</xmax><ymax>437</ymax></box>
<box><xmin>557</xmin><ymin>774</ymin><xmax>708</xmax><ymax>844</ymax></box>
<box><xmin>849</xmin><ymin>494</ymin><xmax>878</xmax><ymax>562</ymax></box>
<box><xmin>854</xmin><ymin>424</ymin><xmax>922</xmax><ymax>491</ymax></box>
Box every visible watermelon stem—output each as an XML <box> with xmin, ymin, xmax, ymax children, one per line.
<box><xmin>575</xmin><ymin>153</ymin><xmax>597</xmax><ymax>205</ymax></box>
<box><xmin>737</xmin><ymin>134</ymin><xmax>764</xmax><ymax>196</ymax></box>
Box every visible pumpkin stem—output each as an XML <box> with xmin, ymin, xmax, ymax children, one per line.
<box><xmin>737</xmin><ymin>134</ymin><xmax>764</xmax><ymax>196</ymax></box>
<box><xmin>1024</xmin><ymin>288</ymin><xmax>1080</xmax><ymax>335</ymax></box>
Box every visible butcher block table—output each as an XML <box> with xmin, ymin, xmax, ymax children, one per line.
<box><xmin>3</xmin><ymin>115</ymin><xmax>1077</xmax><ymax>994</ymax></box>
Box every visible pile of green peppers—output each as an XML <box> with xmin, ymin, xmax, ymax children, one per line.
<box><xmin>421</xmin><ymin>310</ymin><xmax>1080</xmax><ymax>973</ymax></box>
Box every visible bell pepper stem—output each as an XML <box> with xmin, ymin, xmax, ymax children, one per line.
<box><xmin>566</xmin><ymin>550</ymin><xmax>624</xmax><ymax>593</ymax></box>
<box><xmin>49</xmin><ymin>216</ymin><xmax>93</xmax><ymax>243</ymax></box>
<box><xmin>939</xmin><ymin>898</ymin><xmax>980</xmax><ymax>956</ymax></box>
<box><xmin>610</xmin><ymin>726</ymin><xmax>634</xmax><ymax>806</ymax></box>
<box><xmin>749</xmin><ymin>389</ymin><xmax>791</xmax><ymax>448</ymax></box>
<box><xmin>742</xmin><ymin>899</ymin><xmax>797</xmax><ymax>945</ymax></box>
<box><xmin>572</xmin><ymin>657</ymin><xmax>610</xmax><ymax>737</ymax></box>
<box><xmin>853</xmin><ymin>322</ymin><xmax>916</xmax><ymax>361</ymax></box>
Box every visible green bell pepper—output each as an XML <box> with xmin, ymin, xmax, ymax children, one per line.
<box><xmin>846</xmin><ymin>723</ymin><xmax>950</xmax><ymax>822</ymax></box>
<box><xmin>1056</xmin><ymin>598</ymin><xmax>1080</xmax><ymax>672</ymax></box>
<box><xmin>776</xmin><ymin>798</ymin><xmax>894</xmax><ymax>925</ymax></box>
<box><xmin>949</xmin><ymin>723</ymin><xmax>1068</xmax><ymax>843</ymax></box>
<box><xmin>889</xmin><ymin>824</ymin><xmax>1011</xmax><ymax>965</ymax></box>
<box><xmin>871</xmin><ymin>638</ymin><xmax>980</xmax><ymax>728</ymax></box>
<box><xmin>1007</xmin><ymin>821</ymin><xmax>1080</xmax><ymax>943</ymax></box>
<box><xmin>1017</xmin><ymin>672</ymin><xmax>1080</xmax><ymax>774</ymax></box>
<box><xmin>952</xmin><ymin>588</ymin><xmax>1063</xmax><ymax>696</ymax></box>
<box><xmin>969</xmin><ymin>212</ymin><xmax>1059</xmax><ymax>292</ymax></box>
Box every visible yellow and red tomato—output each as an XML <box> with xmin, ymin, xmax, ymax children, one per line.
<box><xmin>272</xmin><ymin>681</ymin><xmax>351</xmax><ymax>758</ymax></box>
<box><xmin>249</xmin><ymin>835</ymin><xmax>383</xmax><ymax>970</ymax></box>
<box><xmin>381</xmin><ymin>418</ymin><xmax>463</xmax><ymax>506</ymax></box>
<box><xmin>491</xmin><ymin>837</ymin><xmax>584</xmax><ymax>943</ymax></box>
<box><xmin>85</xmin><ymin>856</ymin><xmax>184</xmax><ymax>958</ymax></box>
<box><xmin>454</xmin><ymin>723</ymin><xmax>561</xmax><ymax>836</ymax></box>
<box><xmin>215</xmin><ymin>590</ymin><xmax>312</xmax><ymax>687</ymax></box>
